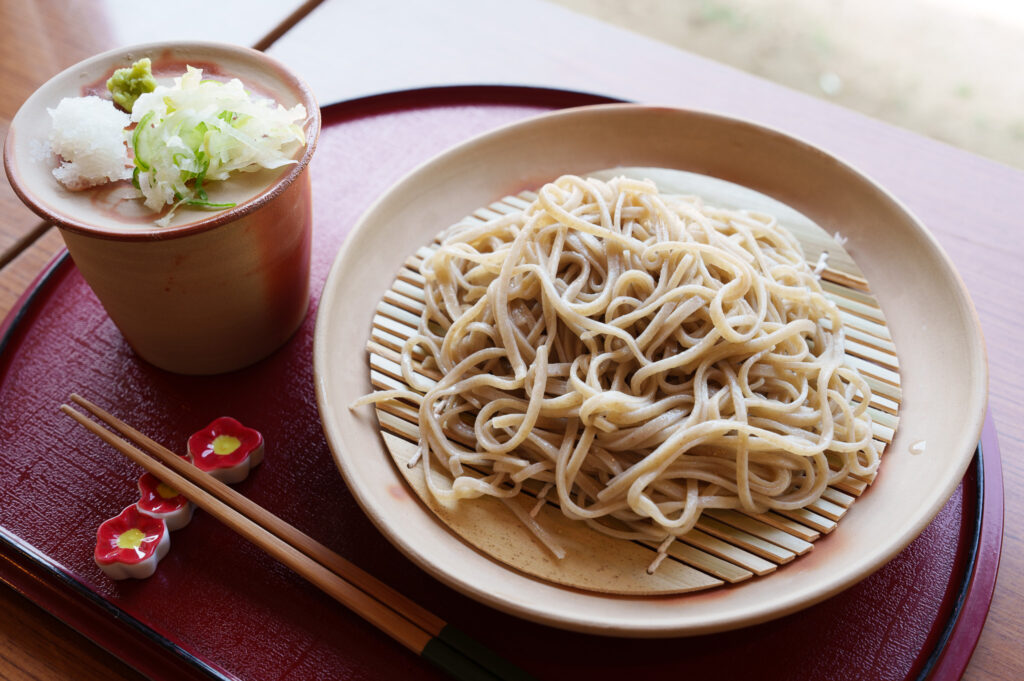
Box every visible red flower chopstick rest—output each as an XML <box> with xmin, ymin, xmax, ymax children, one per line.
<box><xmin>95</xmin><ymin>505</ymin><xmax>170</xmax><ymax>580</ymax></box>
<box><xmin>187</xmin><ymin>416</ymin><xmax>265</xmax><ymax>483</ymax></box>
<box><xmin>94</xmin><ymin>417</ymin><xmax>264</xmax><ymax>580</ymax></box>
<box><xmin>136</xmin><ymin>471</ymin><xmax>195</xmax><ymax>531</ymax></box>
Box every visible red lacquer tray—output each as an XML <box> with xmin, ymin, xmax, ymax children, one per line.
<box><xmin>0</xmin><ymin>87</ymin><xmax>1003</xmax><ymax>681</ymax></box>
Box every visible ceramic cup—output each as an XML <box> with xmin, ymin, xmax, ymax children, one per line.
<box><xmin>3</xmin><ymin>42</ymin><xmax>320</xmax><ymax>374</ymax></box>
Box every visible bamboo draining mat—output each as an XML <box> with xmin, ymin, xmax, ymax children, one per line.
<box><xmin>364</xmin><ymin>169</ymin><xmax>900</xmax><ymax>596</ymax></box>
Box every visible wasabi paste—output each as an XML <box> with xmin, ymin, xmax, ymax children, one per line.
<box><xmin>106</xmin><ymin>58</ymin><xmax>156</xmax><ymax>112</ymax></box>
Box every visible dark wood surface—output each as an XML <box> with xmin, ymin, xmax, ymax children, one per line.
<box><xmin>1</xmin><ymin>1</ymin><xmax>1020</xmax><ymax>679</ymax></box>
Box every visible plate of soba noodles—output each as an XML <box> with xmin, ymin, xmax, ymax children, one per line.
<box><xmin>313</xmin><ymin>104</ymin><xmax>987</xmax><ymax>636</ymax></box>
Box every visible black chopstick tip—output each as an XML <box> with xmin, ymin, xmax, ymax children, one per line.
<box><xmin>421</xmin><ymin>637</ymin><xmax>501</xmax><ymax>681</ymax></box>
<box><xmin>435</xmin><ymin>625</ymin><xmax>536</xmax><ymax>681</ymax></box>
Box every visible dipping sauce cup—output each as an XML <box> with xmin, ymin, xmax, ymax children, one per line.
<box><xmin>3</xmin><ymin>42</ymin><xmax>320</xmax><ymax>374</ymax></box>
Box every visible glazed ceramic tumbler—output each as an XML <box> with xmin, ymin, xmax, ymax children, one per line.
<box><xmin>4</xmin><ymin>42</ymin><xmax>320</xmax><ymax>374</ymax></box>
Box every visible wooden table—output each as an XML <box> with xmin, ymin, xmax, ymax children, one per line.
<box><xmin>1</xmin><ymin>1</ymin><xmax>1020</xmax><ymax>679</ymax></box>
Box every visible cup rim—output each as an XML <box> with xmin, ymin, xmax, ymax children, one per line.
<box><xmin>3</xmin><ymin>40</ymin><xmax>321</xmax><ymax>242</ymax></box>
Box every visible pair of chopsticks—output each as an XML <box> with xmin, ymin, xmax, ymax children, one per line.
<box><xmin>62</xmin><ymin>394</ymin><xmax>534</xmax><ymax>681</ymax></box>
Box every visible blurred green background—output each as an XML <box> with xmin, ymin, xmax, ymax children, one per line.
<box><xmin>552</xmin><ymin>0</ymin><xmax>1024</xmax><ymax>169</ymax></box>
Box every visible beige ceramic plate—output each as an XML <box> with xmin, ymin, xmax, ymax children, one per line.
<box><xmin>314</xmin><ymin>104</ymin><xmax>987</xmax><ymax>636</ymax></box>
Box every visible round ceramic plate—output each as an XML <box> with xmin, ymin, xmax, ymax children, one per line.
<box><xmin>313</xmin><ymin>104</ymin><xmax>987</xmax><ymax>636</ymax></box>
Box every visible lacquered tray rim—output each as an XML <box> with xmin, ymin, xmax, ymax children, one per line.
<box><xmin>0</xmin><ymin>85</ymin><xmax>1001</xmax><ymax>681</ymax></box>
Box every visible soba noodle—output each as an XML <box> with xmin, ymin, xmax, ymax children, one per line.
<box><xmin>361</xmin><ymin>174</ymin><xmax>880</xmax><ymax>563</ymax></box>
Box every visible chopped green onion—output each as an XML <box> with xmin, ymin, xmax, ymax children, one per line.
<box><xmin>185</xmin><ymin>199</ymin><xmax>236</xmax><ymax>209</ymax></box>
<box><xmin>128</xmin><ymin>66</ymin><xmax>306</xmax><ymax>223</ymax></box>
<box><xmin>131</xmin><ymin>111</ymin><xmax>155</xmax><ymax>171</ymax></box>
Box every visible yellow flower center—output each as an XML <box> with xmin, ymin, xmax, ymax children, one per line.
<box><xmin>212</xmin><ymin>434</ymin><xmax>241</xmax><ymax>456</ymax></box>
<box><xmin>156</xmin><ymin>482</ymin><xmax>179</xmax><ymax>499</ymax></box>
<box><xmin>117</xmin><ymin>528</ymin><xmax>146</xmax><ymax>550</ymax></box>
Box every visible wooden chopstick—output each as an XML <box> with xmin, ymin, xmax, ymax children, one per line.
<box><xmin>71</xmin><ymin>394</ymin><xmax>443</xmax><ymax>632</ymax></box>
<box><xmin>62</xmin><ymin>394</ymin><xmax>534</xmax><ymax>681</ymax></box>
